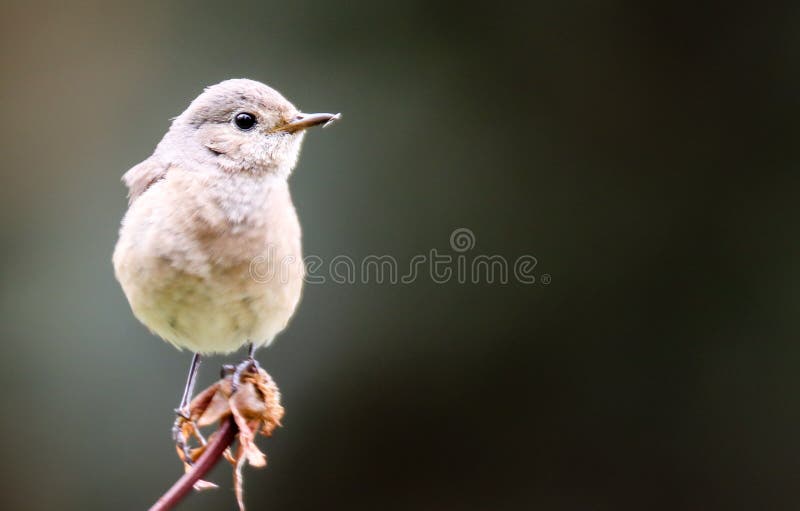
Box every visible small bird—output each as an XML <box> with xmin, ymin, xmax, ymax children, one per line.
<box><xmin>113</xmin><ymin>78</ymin><xmax>339</xmax><ymax>416</ymax></box>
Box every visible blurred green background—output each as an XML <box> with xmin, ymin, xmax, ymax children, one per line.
<box><xmin>1</xmin><ymin>1</ymin><xmax>799</xmax><ymax>509</ymax></box>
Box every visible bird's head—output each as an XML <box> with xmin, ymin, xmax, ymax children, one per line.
<box><xmin>165</xmin><ymin>78</ymin><xmax>339</xmax><ymax>176</ymax></box>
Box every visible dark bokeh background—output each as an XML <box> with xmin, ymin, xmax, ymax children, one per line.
<box><xmin>2</xmin><ymin>1</ymin><xmax>799</xmax><ymax>509</ymax></box>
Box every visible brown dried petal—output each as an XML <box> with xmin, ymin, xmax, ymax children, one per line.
<box><xmin>230</xmin><ymin>381</ymin><xmax>267</xmax><ymax>421</ymax></box>
<box><xmin>193</xmin><ymin>479</ymin><xmax>219</xmax><ymax>492</ymax></box>
<box><xmin>230</xmin><ymin>399</ymin><xmax>263</xmax><ymax>466</ymax></box>
<box><xmin>196</xmin><ymin>388</ymin><xmax>232</xmax><ymax>427</ymax></box>
<box><xmin>187</xmin><ymin>383</ymin><xmax>221</xmax><ymax>421</ymax></box>
<box><xmin>233</xmin><ymin>444</ymin><xmax>248</xmax><ymax>511</ymax></box>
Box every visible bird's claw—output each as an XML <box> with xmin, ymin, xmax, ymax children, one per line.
<box><xmin>231</xmin><ymin>357</ymin><xmax>261</xmax><ymax>393</ymax></box>
<box><xmin>173</xmin><ymin>414</ymin><xmax>195</xmax><ymax>465</ymax></box>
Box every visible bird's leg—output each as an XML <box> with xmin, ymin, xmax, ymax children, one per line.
<box><xmin>232</xmin><ymin>342</ymin><xmax>260</xmax><ymax>392</ymax></box>
<box><xmin>176</xmin><ymin>352</ymin><xmax>203</xmax><ymax>418</ymax></box>
<box><xmin>248</xmin><ymin>342</ymin><xmax>262</xmax><ymax>369</ymax></box>
<box><xmin>172</xmin><ymin>353</ymin><xmax>202</xmax><ymax>462</ymax></box>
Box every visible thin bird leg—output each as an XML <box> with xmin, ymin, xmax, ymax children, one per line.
<box><xmin>177</xmin><ymin>353</ymin><xmax>203</xmax><ymax>417</ymax></box>
<box><xmin>172</xmin><ymin>353</ymin><xmax>202</xmax><ymax>463</ymax></box>
<box><xmin>248</xmin><ymin>342</ymin><xmax>262</xmax><ymax>370</ymax></box>
<box><xmin>232</xmin><ymin>342</ymin><xmax>259</xmax><ymax>392</ymax></box>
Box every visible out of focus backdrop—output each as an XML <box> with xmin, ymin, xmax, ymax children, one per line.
<box><xmin>1</xmin><ymin>1</ymin><xmax>799</xmax><ymax>509</ymax></box>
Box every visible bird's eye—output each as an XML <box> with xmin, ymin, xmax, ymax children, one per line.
<box><xmin>234</xmin><ymin>112</ymin><xmax>257</xmax><ymax>130</ymax></box>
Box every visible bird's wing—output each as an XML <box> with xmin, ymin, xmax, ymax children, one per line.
<box><xmin>122</xmin><ymin>157</ymin><xmax>170</xmax><ymax>204</ymax></box>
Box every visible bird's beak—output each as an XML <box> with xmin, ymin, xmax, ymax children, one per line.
<box><xmin>272</xmin><ymin>112</ymin><xmax>341</xmax><ymax>133</ymax></box>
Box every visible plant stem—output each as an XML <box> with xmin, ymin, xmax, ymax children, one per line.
<box><xmin>148</xmin><ymin>417</ymin><xmax>238</xmax><ymax>511</ymax></box>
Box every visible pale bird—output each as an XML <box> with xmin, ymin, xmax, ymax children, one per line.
<box><xmin>113</xmin><ymin>78</ymin><xmax>339</xmax><ymax>415</ymax></box>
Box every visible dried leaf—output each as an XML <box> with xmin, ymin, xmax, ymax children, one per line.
<box><xmin>172</xmin><ymin>364</ymin><xmax>285</xmax><ymax>511</ymax></box>
<box><xmin>193</xmin><ymin>479</ymin><xmax>219</xmax><ymax>491</ymax></box>
<box><xmin>196</xmin><ymin>386</ymin><xmax>232</xmax><ymax>427</ymax></box>
<box><xmin>233</xmin><ymin>444</ymin><xmax>247</xmax><ymax>511</ymax></box>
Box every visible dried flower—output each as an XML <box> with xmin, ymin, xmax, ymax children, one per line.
<box><xmin>173</xmin><ymin>363</ymin><xmax>284</xmax><ymax>510</ymax></box>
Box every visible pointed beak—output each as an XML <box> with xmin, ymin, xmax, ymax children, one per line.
<box><xmin>272</xmin><ymin>112</ymin><xmax>341</xmax><ymax>133</ymax></box>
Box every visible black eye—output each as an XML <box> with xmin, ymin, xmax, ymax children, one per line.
<box><xmin>234</xmin><ymin>112</ymin><xmax>256</xmax><ymax>130</ymax></box>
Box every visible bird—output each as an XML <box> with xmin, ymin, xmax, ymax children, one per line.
<box><xmin>113</xmin><ymin>78</ymin><xmax>339</xmax><ymax>420</ymax></box>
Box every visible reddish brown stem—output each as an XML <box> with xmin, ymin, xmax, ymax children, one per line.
<box><xmin>149</xmin><ymin>417</ymin><xmax>238</xmax><ymax>511</ymax></box>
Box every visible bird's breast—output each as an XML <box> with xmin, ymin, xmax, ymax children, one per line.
<box><xmin>113</xmin><ymin>170</ymin><xmax>305</xmax><ymax>353</ymax></box>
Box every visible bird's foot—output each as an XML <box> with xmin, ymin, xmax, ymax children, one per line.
<box><xmin>172</xmin><ymin>409</ymin><xmax>206</xmax><ymax>466</ymax></box>
<box><xmin>172</xmin><ymin>413</ymin><xmax>194</xmax><ymax>464</ymax></box>
<box><xmin>231</xmin><ymin>356</ymin><xmax>261</xmax><ymax>393</ymax></box>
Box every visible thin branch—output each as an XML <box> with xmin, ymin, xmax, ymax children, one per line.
<box><xmin>149</xmin><ymin>417</ymin><xmax>238</xmax><ymax>511</ymax></box>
